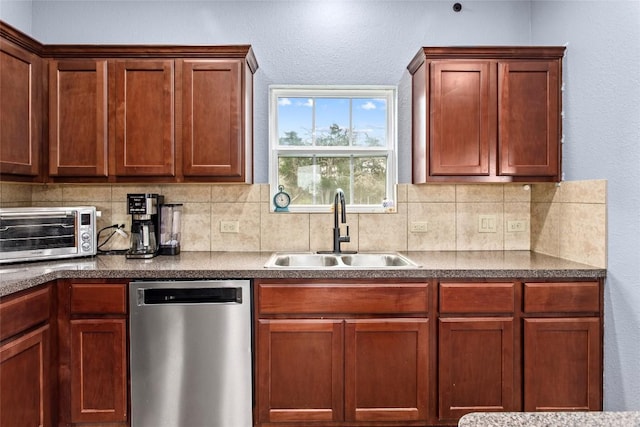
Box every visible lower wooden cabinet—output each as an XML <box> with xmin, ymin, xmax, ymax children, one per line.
<box><xmin>524</xmin><ymin>317</ymin><xmax>601</xmax><ymax>411</ymax></box>
<box><xmin>0</xmin><ymin>325</ymin><xmax>51</xmax><ymax>427</ymax></box>
<box><xmin>255</xmin><ymin>279</ymin><xmax>431</xmax><ymax>426</ymax></box>
<box><xmin>437</xmin><ymin>282</ymin><xmax>518</xmax><ymax>422</ymax></box>
<box><xmin>438</xmin><ymin>318</ymin><xmax>516</xmax><ymax>421</ymax></box>
<box><xmin>70</xmin><ymin>319</ymin><xmax>127</xmax><ymax>423</ymax></box>
<box><xmin>522</xmin><ymin>281</ymin><xmax>602</xmax><ymax>412</ymax></box>
<box><xmin>0</xmin><ymin>284</ymin><xmax>52</xmax><ymax>427</ymax></box>
<box><xmin>258</xmin><ymin>319</ymin><xmax>344</xmax><ymax>423</ymax></box>
<box><xmin>255</xmin><ymin>278</ymin><xmax>602</xmax><ymax>426</ymax></box>
<box><xmin>58</xmin><ymin>280</ymin><xmax>129</xmax><ymax>426</ymax></box>
<box><xmin>345</xmin><ymin>318</ymin><xmax>429</xmax><ymax>423</ymax></box>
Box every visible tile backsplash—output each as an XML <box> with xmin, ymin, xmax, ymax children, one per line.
<box><xmin>0</xmin><ymin>180</ymin><xmax>607</xmax><ymax>268</ymax></box>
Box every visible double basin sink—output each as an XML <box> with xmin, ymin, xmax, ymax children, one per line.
<box><xmin>264</xmin><ymin>252</ymin><xmax>419</xmax><ymax>269</ymax></box>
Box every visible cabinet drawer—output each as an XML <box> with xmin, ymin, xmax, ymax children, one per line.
<box><xmin>524</xmin><ymin>282</ymin><xmax>600</xmax><ymax>313</ymax></box>
<box><xmin>0</xmin><ymin>285</ymin><xmax>51</xmax><ymax>341</ymax></box>
<box><xmin>71</xmin><ymin>283</ymin><xmax>127</xmax><ymax>314</ymax></box>
<box><xmin>258</xmin><ymin>282</ymin><xmax>429</xmax><ymax>315</ymax></box>
<box><xmin>439</xmin><ymin>282</ymin><xmax>515</xmax><ymax>314</ymax></box>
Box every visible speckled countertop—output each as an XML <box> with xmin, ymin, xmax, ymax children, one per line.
<box><xmin>458</xmin><ymin>411</ymin><xmax>640</xmax><ymax>427</ymax></box>
<box><xmin>0</xmin><ymin>250</ymin><xmax>606</xmax><ymax>298</ymax></box>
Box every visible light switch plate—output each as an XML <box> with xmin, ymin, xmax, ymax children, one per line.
<box><xmin>410</xmin><ymin>221</ymin><xmax>428</xmax><ymax>233</ymax></box>
<box><xmin>478</xmin><ymin>215</ymin><xmax>497</xmax><ymax>233</ymax></box>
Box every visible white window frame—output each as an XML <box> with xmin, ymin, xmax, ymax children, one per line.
<box><xmin>269</xmin><ymin>85</ymin><xmax>398</xmax><ymax>213</ymax></box>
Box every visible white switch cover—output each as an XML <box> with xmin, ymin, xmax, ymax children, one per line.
<box><xmin>220</xmin><ymin>220</ymin><xmax>240</xmax><ymax>233</ymax></box>
<box><xmin>478</xmin><ymin>215</ymin><xmax>497</xmax><ymax>233</ymax></box>
<box><xmin>507</xmin><ymin>220</ymin><xmax>528</xmax><ymax>232</ymax></box>
<box><xmin>410</xmin><ymin>221</ymin><xmax>428</xmax><ymax>233</ymax></box>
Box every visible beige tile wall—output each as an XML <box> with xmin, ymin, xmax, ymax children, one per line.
<box><xmin>0</xmin><ymin>180</ymin><xmax>607</xmax><ymax>267</ymax></box>
<box><xmin>531</xmin><ymin>180</ymin><xmax>607</xmax><ymax>268</ymax></box>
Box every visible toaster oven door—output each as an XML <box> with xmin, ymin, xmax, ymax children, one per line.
<box><xmin>0</xmin><ymin>210</ymin><xmax>78</xmax><ymax>260</ymax></box>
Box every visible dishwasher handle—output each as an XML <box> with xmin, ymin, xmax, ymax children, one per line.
<box><xmin>140</xmin><ymin>287</ymin><xmax>243</xmax><ymax>305</ymax></box>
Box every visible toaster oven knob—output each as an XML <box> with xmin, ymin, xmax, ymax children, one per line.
<box><xmin>81</xmin><ymin>232</ymin><xmax>91</xmax><ymax>241</ymax></box>
<box><xmin>82</xmin><ymin>242</ymin><xmax>91</xmax><ymax>252</ymax></box>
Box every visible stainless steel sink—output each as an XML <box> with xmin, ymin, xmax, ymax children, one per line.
<box><xmin>264</xmin><ymin>252</ymin><xmax>419</xmax><ymax>269</ymax></box>
<box><xmin>267</xmin><ymin>253</ymin><xmax>340</xmax><ymax>267</ymax></box>
<box><xmin>340</xmin><ymin>253</ymin><xmax>416</xmax><ymax>267</ymax></box>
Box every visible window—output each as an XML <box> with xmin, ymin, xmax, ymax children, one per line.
<box><xmin>269</xmin><ymin>85</ymin><xmax>397</xmax><ymax>212</ymax></box>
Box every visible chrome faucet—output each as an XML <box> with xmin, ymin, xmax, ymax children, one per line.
<box><xmin>319</xmin><ymin>188</ymin><xmax>355</xmax><ymax>255</ymax></box>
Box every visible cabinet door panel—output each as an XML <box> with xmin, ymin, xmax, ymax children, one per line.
<box><xmin>439</xmin><ymin>317</ymin><xmax>516</xmax><ymax>421</ymax></box>
<box><xmin>49</xmin><ymin>60</ymin><xmax>108</xmax><ymax>177</ymax></box>
<box><xmin>182</xmin><ymin>59</ymin><xmax>243</xmax><ymax>178</ymax></box>
<box><xmin>498</xmin><ymin>60</ymin><xmax>560</xmax><ymax>177</ymax></box>
<box><xmin>0</xmin><ymin>325</ymin><xmax>50</xmax><ymax>427</ymax></box>
<box><xmin>430</xmin><ymin>61</ymin><xmax>492</xmax><ymax>176</ymax></box>
<box><xmin>70</xmin><ymin>318</ymin><xmax>127</xmax><ymax>423</ymax></box>
<box><xmin>345</xmin><ymin>319</ymin><xmax>429</xmax><ymax>422</ymax></box>
<box><xmin>0</xmin><ymin>39</ymin><xmax>41</xmax><ymax>176</ymax></box>
<box><xmin>524</xmin><ymin>318</ymin><xmax>601</xmax><ymax>411</ymax></box>
<box><xmin>114</xmin><ymin>60</ymin><xmax>175</xmax><ymax>176</ymax></box>
<box><xmin>257</xmin><ymin>319</ymin><xmax>343</xmax><ymax>423</ymax></box>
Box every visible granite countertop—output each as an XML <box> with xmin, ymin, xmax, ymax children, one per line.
<box><xmin>458</xmin><ymin>411</ymin><xmax>640</xmax><ymax>427</ymax></box>
<box><xmin>0</xmin><ymin>250</ymin><xmax>606</xmax><ymax>298</ymax></box>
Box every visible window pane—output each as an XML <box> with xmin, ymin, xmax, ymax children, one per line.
<box><xmin>278</xmin><ymin>155</ymin><xmax>387</xmax><ymax>206</ymax></box>
<box><xmin>315</xmin><ymin>98</ymin><xmax>350</xmax><ymax>146</ymax></box>
<box><xmin>277</xmin><ymin>97</ymin><xmax>313</xmax><ymax>146</ymax></box>
<box><xmin>353</xmin><ymin>156</ymin><xmax>387</xmax><ymax>204</ymax></box>
<box><xmin>352</xmin><ymin>98</ymin><xmax>387</xmax><ymax>147</ymax></box>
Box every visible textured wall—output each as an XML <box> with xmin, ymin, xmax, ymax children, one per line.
<box><xmin>0</xmin><ymin>0</ymin><xmax>32</xmax><ymax>33</ymax></box>
<box><xmin>531</xmin><ymin>1</ymin><xmax>640</xmax><ymax>411</ymax></box>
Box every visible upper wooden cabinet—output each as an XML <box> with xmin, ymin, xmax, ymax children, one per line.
<box><xmin>0</xmin><ymin>21</ymin><xmax>258</xmax><ymax>183</ymax></box>
<box><xmin>55</xmin><ymin>49</ymin><xmax>256</xmax><ymax>183</ymax></box>
<box><xmin>408</xmin><ymin>46</ymin><xmax>565</xmax><ymax>183</ymax></box>
<box><xmin>181</xmin><ymin>59</ymin><xmax>248</xmax><ymax>180</ymax></box>
<box><xmin>49</xmin><ymin>60</ymin><xmax>108</xmax><ymax>177</ymax></box>
<box><xmin>0</xmin><ymin>25</ymin><xmax>42</xmax><ymax>180</ymax></box>
<box><xmin>113</xmin><ymin>59</ymin><xmax>176</xmax><ymax>177</ymax></box>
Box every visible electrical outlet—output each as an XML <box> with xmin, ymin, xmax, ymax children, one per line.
<box><xmin>478</xmin><ymin>215</ymin><xmax>497</xmax><ymax>233</ymax></box>
<box><xmin>507</xmin><ymin>220</ymin><xmax>528</xmax><ymax>232</ymax></box>
<box><xmin>410</xmin><ymin>221</ymin><xmax>428</xmax><ymax>233</ymax></box>
<box><xmin>220</xmin><ymin>220</ymin><xmax>240</xmax><ymax>233</ymax></box>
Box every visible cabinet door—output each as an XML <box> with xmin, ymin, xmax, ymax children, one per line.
<box><xmin>182</xmin><ymin>59</ymin><xmax>243</xmax><ymax>179</ymax></box>
<box><xmin>430</xmin><ymin>60</ymin><xmax>493</xmax><ymax>176</ymax></box>
<box><xmin>257</xmin><ymin>319</ymin><xmax>344</xmax><ymax>423</ymax></box>
<box><xmin>49</xmin><ymin>60</ymin><xmax>108</xmax><ymax>177</ymax></box>
<box><xmin>498</xmin><ymin>60</ymin><xmax>560</xmax><ymax>177</ymax></box>
<box><xmin>439</xmin><ymin>317</ymin><xmax>516</xmax><ymax>421</ymax></box>
<box><xmin>524</xmin><ymin>318</ymin><xmax>601</xmax><ymax>411</ymax></box>
<box><xmin>0</xmin><ymin>325</ymin><xmax>50</xmax><ymax>427</ymax></box>
<box><xmin>0</xmin><ymin>38</ymin><xmax>41</xmax><ymax>177</ymax></box>
<box><xmin>344</xmin><ymin>319</ymin><xmax>429</xmax><ymax>422</ymax></box>
<box><xmin>113</xmin><ymin>59</ymin><xmax>175</xmax><ymax>177</ymax></box>
<box><xmin>70</xmin><ymin>318</ymin><xmax>127</xmax><ymax>423</ymax></box>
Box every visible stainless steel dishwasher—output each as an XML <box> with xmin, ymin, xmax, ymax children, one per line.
<box><xmin>129</xmin><ymin>280</ymin><xmax>252</xmax><ymax>427</ymax></box>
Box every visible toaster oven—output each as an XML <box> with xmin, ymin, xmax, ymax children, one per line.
<box><xmin>0</xmin><ymin>206</ymin><xmax>97</xmax><ymax>264</ymax></box>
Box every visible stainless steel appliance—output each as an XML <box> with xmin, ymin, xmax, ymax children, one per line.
<box><xmin>126</xmin><ymin>193</ymin><xmax>163</xmax><ymax>259</ymax></box>
<box><xmin>129</xmin><ymin>280</ymin><xmax>253</xmax><ymax>427</ymax></box>
<box><xmin>0</xmin><ymin>206</ymin><xmax>97</xmax><ymax>264</ymax></box>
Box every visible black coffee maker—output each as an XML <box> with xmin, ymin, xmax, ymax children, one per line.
<box><xmin>126</xmin><ymin>193</ymin><xmax>164</xmax><ymax>259</ymax></box>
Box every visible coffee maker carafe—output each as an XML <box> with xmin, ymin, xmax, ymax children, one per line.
<box><xmin>126</xmin><ymin>194</ymin><xmax>164</xmax><ymax>259</ymax></box>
